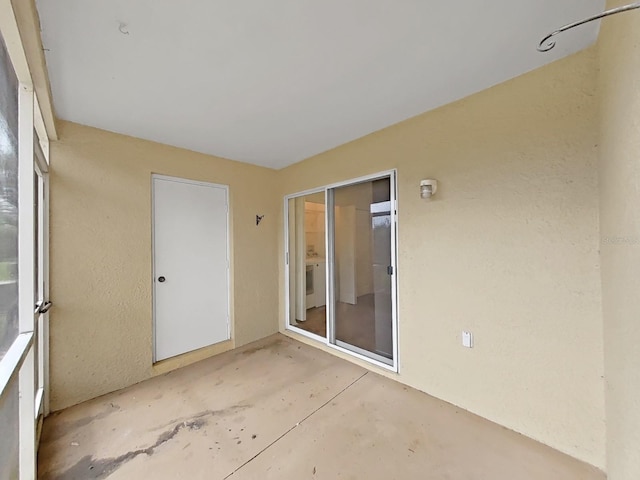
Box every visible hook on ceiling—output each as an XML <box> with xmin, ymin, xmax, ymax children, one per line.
<box><xmin>538</xmin><ymin>2</ymin><xmax>640</xmax><ymax>52</ymax></box>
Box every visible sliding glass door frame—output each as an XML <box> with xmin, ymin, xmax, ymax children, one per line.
<box><xmin>283</xmin><ymin>187</ymin><xmax>328</xmax><ymax>344</ymax></box>
<box><xmin>284</xmin><ymin>169</ymin><xmax>399</xmax><ymax>373</ymax></box>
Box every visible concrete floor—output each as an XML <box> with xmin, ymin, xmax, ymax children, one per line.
<box><xmin>38</xmin><ymin>335</ymin><xmax>605</xmax><ymax>480</ymax></box>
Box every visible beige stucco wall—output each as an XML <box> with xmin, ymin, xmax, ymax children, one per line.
<box><xmin>598</xmin><ymin>1</ymin><xmax>640</xmax><ymax>478</ymax></box>
<box><xmin>48</xmin><ymin>34</ymin><xmax>608</xmax><ymax>471</ymax></box>
<box><xmin>278</xmin><ymin>48</ymin><xmax>605</xmax><ymax>468</ymax></box>
<box><xmin>49</xmin><ymin>121</ymin><xmax>280</xmax><ymax>411</ymax></box>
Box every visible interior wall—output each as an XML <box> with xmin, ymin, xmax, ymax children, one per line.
<box><xmin>303</xmin><ymin>192</ymin><xmax>326</xmax><ymax>258</ymax></box>
<box><xmin>49</xmin><ymin>121</ymin><xmax>280</xmax><ymax>411</ymax></box>
<box><xmin>355</xmin><ymin>208</ymin><xmax>373</xmax><ymax>297</ymax></box>
<box><xmin>304</xmin><ymin>202</ymin><xmax>325</xmax><ymax>257</ymax></box>
<box><xmin>334</xmin><ymin>181</ymin><xmax>375</xmax><ymax>297</ymax></box>
<box><xmin>279</xmin><ymin>49</ymin><xmax>605</xmax><ymax>468</ymax></box>
<box><xmin>597</xmin><ymin>2</ymin><xmax>640</xmax><ymax>478</ymax></box>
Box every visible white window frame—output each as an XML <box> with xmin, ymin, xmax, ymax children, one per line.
<box><xmin>0</xmin><ymin>2</ymin><xmax>52</xmax><ymax>478</ymax></box>
<box><xmin>34</xmin><ymin>139</ymin><xmax>49</xmax><ymax>428</ymax></box>
<box><xmin>17</xmin><ymin>82</ymin><xmax>37</xmax><ymax>480</ymax></box>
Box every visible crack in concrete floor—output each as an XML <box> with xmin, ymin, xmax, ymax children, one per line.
<box><xmin>44</xmin><ymin>371</ymin><xmax>367</xmax><ymax>480</ymax></box>
<box><xmin>223</xmin><ymin>371</ymin><xmax>369</xmax><ymax>479</ymax></box>
<box><xmin>42</xmin><ymin>405</ymin><xmax>252</xmax><ymax>480</ymax></box>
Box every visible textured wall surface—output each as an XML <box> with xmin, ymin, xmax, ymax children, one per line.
<box><xmin>49</xmin><ymin>122</ymin><xmax>280</xmax><ymax>410</ymax></box>
<box><xmin>598</xmin><ymin>1</ymin><xmax>640</xmax><ymax>478</ymax></box>
<box><xmin>278</xmin><ymin>49</ymin><xmax>605</xmax><ymax>468</ymax></box>
<box><xmin>48</xmin><ymin>39</ymin><xmax>607</xmax><ymax>472</ymax></box>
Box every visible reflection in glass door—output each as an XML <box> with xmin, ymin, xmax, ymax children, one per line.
<box><xmin>328</xmin><ymin>176</ymin><xmax>395</xmax><ymax>365</ymax></box>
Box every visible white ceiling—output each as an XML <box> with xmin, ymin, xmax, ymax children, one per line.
<box><xmin>36</xmin><ymin>0</ymin><xmax>604</xmax><ymax>169</ymax></box>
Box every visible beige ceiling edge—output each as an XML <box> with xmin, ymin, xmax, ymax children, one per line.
<box><xmin>8</xmin><ymin>0</ymin><xmax>57</xmax><ymax>140</ymax></box>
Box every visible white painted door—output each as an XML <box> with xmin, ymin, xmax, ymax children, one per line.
<box><xmin>153</xmin><ymin>175</ymin><xmax>230</xmax><ymax>362</ymax></box>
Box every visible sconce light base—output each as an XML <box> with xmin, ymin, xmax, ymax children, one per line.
<box><xmin>420</xmin><ymin>179</ymin><xmax>438</xmax><ymax>199</ymax></box>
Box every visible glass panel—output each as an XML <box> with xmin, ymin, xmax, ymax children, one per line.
<box><xmin>331</xmin><ymin>177</ymin><xmax>393</xmax><ymax>364</ymax></box>
<box><xmin>34</xmin><ymin>326</ymin><xmax>39</xmax><ymax>401</ymax></box>
<box><xmin>38</xmin><ymin>315</ymin><xmax>44</xmax><ymax>392</ymax></box>
<box><xmin>37</xmin><ymin>173</ymin><xmax>44</xmax><ymax>303</ymax></box>
<box><xmin>36</xmin><ymin>168</ymin><xmax>46</xmax><ymax>396</ymax></box>
<box><xmin>0</xmin><ymin>33</ymin><xmax>19</xmax><ymax>361</ymax></box>
<box><xmin>34</xmin><ymin>170</ymin><xmax>39</xmax><ymax>306</ymax></box>
<box><xmin>287</xmin><ymin>192</ymin><xmax>327</xmax><ymax>337</ymax></box>
<box><xmin>0</xmin><ymin>378</ymin><xmax>20</xmax><ymax>479</ymax></box>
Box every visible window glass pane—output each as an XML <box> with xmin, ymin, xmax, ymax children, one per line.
<box><xmin>34</xmin><ymin>170</ymin><xmax>39</xmax><ymax>304</ymax></box>
<box><xmin>37</xmin><ymin>173</ymin><xmax>44</xmax><ymax>302</ymax></box>
<box><xmin>0</xmin><ymin>378</ymin><xmax>20</xmax><ymax>479</ymax></box>
<box><xmin>0</xmin><ymin>33</ymin><xmax>19</xmax><ymax>361</ymax></box>
<box><xmin>330</xmin><ymin>177</ymin><xmax>394</xmax><ymax>365</ymax></box>
<box><xmin>34</xmin><ymin>328</ymin><xmax>40</xmax><ymax>412</ymax></box>
<box><xmin>38</xmin><ymin>315</ymin><xmax>44</xmax><ymax>392</ymax></box>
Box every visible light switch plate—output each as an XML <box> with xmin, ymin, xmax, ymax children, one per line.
<box><xmin>462</xmin><ymin>331</ymin><xmax>473</xmax><ymax>348</ymax></box>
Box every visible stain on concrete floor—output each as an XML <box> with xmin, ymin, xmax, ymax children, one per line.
<box><xmin>44</xmin><ymin>403</ymin><xmax>121</xmax><ymax>442</ymax></box>
<box><xmin>38</xmin><ymin>334</ymin><xmax>605</xmax><ymax>480</ymax></box>
<box><xmin>48</xmin><ymin>418</ymin><xmax>204</xmax><ymax>480</ymax></box>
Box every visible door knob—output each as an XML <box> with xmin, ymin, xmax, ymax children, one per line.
<box><xmin>158</xmin><ymin>276</ymin><xmax>166</xmax><ymax>283</ymax></box>
<box><xmin>35</xmin><ymin>301</ymin><xmax>53</xmax><ymax>314</ymax></box>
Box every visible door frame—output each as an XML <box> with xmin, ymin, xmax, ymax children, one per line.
<box><xmin>283</xmin><ymin>186</ymin><xmax>327</xmax><ymax>344</ymax></box>
<box><xmin>283</xmin><ymin>169</ymin><xmax>399</xmax><ymax>373</ymax></box>
<box><xmin>34</xmin><ymin>137</ymin><xmax>50</xmax><ymax>426</ymax></box>
<box><xmin>151</xmin><ymin>174</ymin><xmax>232</xmax><ymax>363</ymax></box>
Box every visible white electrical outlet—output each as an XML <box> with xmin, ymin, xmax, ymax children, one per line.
<box><xmin>462</xmin><ymin>331</ymin><xmax>473</xmax><ymax>348</ymax></box>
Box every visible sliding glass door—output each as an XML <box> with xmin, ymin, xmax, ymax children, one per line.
<box><xmin>285</xmin><ymin>172</ymin><xmax>397</xmax><ymax>370</ymax></box>
<box><xmin>328</xmin><ymin>176</ymin><xmax>395</xmax><ymax>365</ymax></box>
